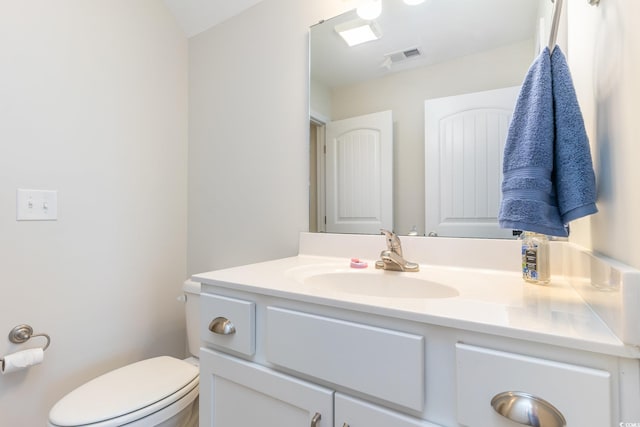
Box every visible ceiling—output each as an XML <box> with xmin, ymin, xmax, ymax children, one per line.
<box><xmin>163</xmin><ymin>0</ymin><xmax>265</xmax><ymax>38</ymax></box>
<box><xmin>311</xmin><ymin>0</ymin><xmax>542</xmax><ymax>88</ymax></box>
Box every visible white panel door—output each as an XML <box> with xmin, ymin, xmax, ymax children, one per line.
<box><xmin>200</xmin><ymin>348</ymin><xmax>333</xmax><ymax>427</ymax></box>
<box><xmin>325</xmin><ymin>110</ymin><xmax>393</xmax><ymax>234</ymax></box>
<box><xmin>425</xmin><ymin>86</ymin><xmax>520</xmax><ymax>238</ymax></box>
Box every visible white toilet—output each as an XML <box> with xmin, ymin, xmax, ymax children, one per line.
<box><xmin>48</xmin><ymin>280</ymin><xmax>201</xmax><ymax>427</ymax></box>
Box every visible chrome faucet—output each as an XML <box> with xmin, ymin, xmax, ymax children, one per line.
<box><xmin>375</xmin><ymin>229</ymin><xmax>419</xmax><ymax>272</ymax></box>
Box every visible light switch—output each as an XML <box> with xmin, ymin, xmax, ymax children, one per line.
<box><xmin>16</xmin><ymin>189</ymin><xmax>58</xmax><ymax>221</ymax></box>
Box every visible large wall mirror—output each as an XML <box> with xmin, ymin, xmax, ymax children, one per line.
<box><xmin>310</xmin><ymin>0</ymin><xmax>551</xmax><ymax>237</ymax></box>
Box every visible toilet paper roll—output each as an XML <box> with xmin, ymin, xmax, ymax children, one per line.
<box><xmin>1</xmin><ymin>348</ymin><xmax>44</xmax><ymax>375</ymax></box>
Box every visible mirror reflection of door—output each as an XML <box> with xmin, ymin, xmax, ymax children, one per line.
<box><xmin>310</xmin><ymin>0</ymin><xmax>544</xmax><ymax>237</ymax></box>
<box><xmin>425</xmin><ymin>86</ymin><xmax>520</xmax><ymax>238</ymax></box>
<box><xmin>311</xmin><ymin>110</ymin><xmax>393</xmax><ymax>234</ymax></box>
<box><xmin>309</xmin><ymin>121</ymin><xmax>319</xmax><ymax>232</ymax></box>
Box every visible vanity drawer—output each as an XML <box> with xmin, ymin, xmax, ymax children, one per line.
<box><xmin>200</xmin><ymin>293</ymin><xmax>255</xmax><ymax>356</ymax></box>
<box><xmin>336</xmin><ymin>393</ymin><xmax>441</xmax><ymax>427</ymax></box>
<box><xmin>266</xmin><ymin>306</ymin><xmax>425</xmax><ymax>411</ymax></box>
<box><xmin>455</xmin><ymin>343</ymin><xmax>611</xmax><ymax>426</ymax></box>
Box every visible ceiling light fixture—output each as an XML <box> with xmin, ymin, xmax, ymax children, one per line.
<box><xmin>357</xmin><ymin>0</ymin><xmax>382</xmax><ymax>20</ymax></box>
<box><xmin>335</xmin><ymin>19</ymin><xmax>382</xmax><ymax>47</ymax></box>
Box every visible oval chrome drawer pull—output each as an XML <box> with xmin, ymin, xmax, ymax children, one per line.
<box><xmin>491</xmin><ymin>391</ymin><xmax>566</xmax><ymax>427</ymax></box>
<box><xmin>209</xmin><ymin>317</ymin><xmax>236</xmax><ymax>335</ymax></box>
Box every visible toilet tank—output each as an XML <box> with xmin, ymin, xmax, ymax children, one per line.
<box><xmin>182</xmin><ymin>279</ymin><xmax>201</xmax><ymax>357</ymax></box>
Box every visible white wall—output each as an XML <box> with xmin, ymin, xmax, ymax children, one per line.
<box><xmin>566</xmin><ymin>0</ymin><xmax>640</xmax><ymax>268</ymax></box>
<box><xmin>310</xmin><ymin>77</ymin><xmax>332</xmax><ymax>121</ymax></box>
<box><xmin>0</xmin><ymin>2</ymin><xmax>188</xmax><ymax>425</ymax></box>
<box><xmin>187</xmin><ymin>0</ymin><xmax>350</xmax><ymax>275</ymax></box>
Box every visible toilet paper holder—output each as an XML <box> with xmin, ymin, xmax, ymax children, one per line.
<box><xmin>1</xmin><ymin>324</ymin><xmax>51</xmax><ymax>361</ymax></box>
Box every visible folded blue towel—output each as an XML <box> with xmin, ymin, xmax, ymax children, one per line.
<box><xmin>498</xmin><ymin>46</ymin><xmax>597</xmax><ymax>237</ymax></box>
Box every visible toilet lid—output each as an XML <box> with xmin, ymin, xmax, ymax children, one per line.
<box><xmin>49</xmin><ymin>356</ymin><xmax>198</xmax><ymax>427</ymax></box>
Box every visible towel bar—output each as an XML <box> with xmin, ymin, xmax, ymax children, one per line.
<box><xmin>549</xmin><ymin>0</ymin><xmax>600</xmax><ymax>53</ymax></box>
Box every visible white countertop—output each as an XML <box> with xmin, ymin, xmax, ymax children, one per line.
<box><xmin>193</xmin><ymin>253</ymin><xmax>640</xmax><ymax>358</ymax></box>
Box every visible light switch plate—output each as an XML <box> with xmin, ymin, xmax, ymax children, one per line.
<box><xmin>16</xmin><ymin>189</ymin><xmax>58</xmax><ymax>221</ymax></box>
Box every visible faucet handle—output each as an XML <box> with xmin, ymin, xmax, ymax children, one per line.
<box><xmin>380</xmin><ymin>229</ymin><xmax>402</xmax><ymax>256</ymax></box>
<box><xmin>380</xmin><ymin>229</ymin><xmax>394</xmax><ymax>244</ymax></box>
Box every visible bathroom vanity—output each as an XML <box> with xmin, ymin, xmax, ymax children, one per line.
<box><xmin>193</xmin><ymin>233</ymin><xmax>640</xmax><ymax>427</ymax></box>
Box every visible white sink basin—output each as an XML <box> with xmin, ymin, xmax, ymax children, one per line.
<box><xmin>286</xmin><ymin>264</ymin><xmax>459</xmax><ymax>299</ymax></box>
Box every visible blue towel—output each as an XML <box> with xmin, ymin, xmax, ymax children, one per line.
<box><xmin>498</xmin><ymin>46</ymin><xmax>597</xmax><ymax>237</ymax></box>
<box><xmin>551</xmin><ymin>47</ymin><xmax>598</xmax><ymax>223</ymax></box>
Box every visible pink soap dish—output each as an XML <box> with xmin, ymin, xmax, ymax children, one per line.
<box><xmin>350</xmin><ymin>258</ymin><xmax>368</xmax><ymax>269</ymax></box>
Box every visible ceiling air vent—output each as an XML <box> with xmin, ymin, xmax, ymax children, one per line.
<box><xmin>382</xmin><ymin>47</ymin><xmax>423</xmax><ymax>69</ymax></box>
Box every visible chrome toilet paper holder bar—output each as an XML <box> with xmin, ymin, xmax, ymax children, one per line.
<box><xmin>1</xmin><ymin>324</ymin><xmax>51</xmax><ymax>362</ymax></box>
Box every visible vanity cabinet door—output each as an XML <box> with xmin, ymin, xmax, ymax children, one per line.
<box><xmin>200</xmin><ymin>348</ymin><xmax>333</xmax><ymax>427</ymax></box>
<box><xmin>335</xmin><ymin>393</ymin><xmax>442</xmax><ymax>427</ymax></box>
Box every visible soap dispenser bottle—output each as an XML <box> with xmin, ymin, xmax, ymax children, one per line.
<box><xmin>520</xmin><ymin>231</ymin><xmax>550</xmax><ymax>285</ymax></box>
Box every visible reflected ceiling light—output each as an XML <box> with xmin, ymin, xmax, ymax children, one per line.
<box><xmin>357</xmin><ymin>0</ymin><xmax>382</xmax><ymax>20</ymax></box>
<box><xmin>403</xmin><ymin>0</ymin><xmax>425</xmax><ymax>4</ymax></box>
<box><xmin>335</xmin><ymin>19</ymin><xmax>382</xmax><ymax>47</ymax></box>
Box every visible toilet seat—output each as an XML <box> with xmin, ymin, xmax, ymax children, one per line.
<box><xmin>48</xmin><ymin>356</ymin><xmax>199</xmax><ymax>427</ymax></box>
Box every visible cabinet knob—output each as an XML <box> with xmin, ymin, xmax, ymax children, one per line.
<box><xmin>310</xmin><ymin>412</ymin><xmax>321</xmax><ymax>427</ymax></box>
<box><xmin>208</xmin><ymin>317</ymin><xmax>236</xmax><ymax>335</ymax></box>
<box><xmin>491</xmin><ymin>391</ymin><xmax>566</xmax><ymax>427</ymax></box>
